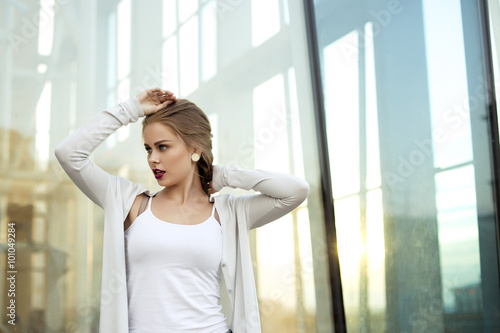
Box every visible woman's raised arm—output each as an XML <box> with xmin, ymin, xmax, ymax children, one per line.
<box><xmin>211</xmin><ymin>165</ymin><xmax>310</xmax><ymax>230</ymax></box>
<box><xmin>54</xmin><ymin>89</ymin><xmax>176</xmax><ymax>208</ymax></box>
<box><xmin>54</xmin><ymin>98</ymin><xmax>145</xmax><ymax>207</ymax></box>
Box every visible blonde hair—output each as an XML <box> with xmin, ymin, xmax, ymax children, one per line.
<box><xmin>142</xmin><ymin>99</ymin><xmax>213</xmax><ymax>194</ymax></box>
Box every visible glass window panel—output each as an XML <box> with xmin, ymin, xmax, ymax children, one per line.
<box><xmin>435</xmin><ymin>165</ymin><xmax>481</xmax><ymax>313</ymax></box>
<box><xmin>256</xmin><ymin>216</ymin><xmax>297</xmax><ymax>331</ymax></box>
<box><xmin>201</xmin><ymin>0</ymin><xmax>217</xmax><ymax>82</ymax></box>
<box><xmin>315</xmin><ymin>0</ymin><xmax>500</xmax><ymax>331</ymax></box>
<box><xmin>334</xmin><ymin>195</ymin><xmax>361</xmax><ymax>330</ymax></box>
<box><xmin>32</xmin><ymin>270</ymin><xmax>45</xmax><ymax>307</ymax></box>
<box><xmin>117</xmin><ymin>79</ymin><xmax>130</xmax><ymax>104</ymax></box>
<box><xmin>423</xmin><ymin>0</ymin><xmax>473</xmax><ymax>169</ymax></box>
<box><xmin>179</xmin><ymin>15</ymin><xmax>199</xmax><ymax>96</ymax></box>
<box><xmin>37</xmin><ymin>63</ymin><xmax>47</xmax><ymax>74</ymax></box>
<box><xmin>366</xmin><ymin>188</ymin><xmax>386</xmax><ymax>330</ymax></box>
<box><xmin>365</xmin><ymin>23</ymin><xmax>381</xmax><ymax>190</ymax></box>
<box><xmin>323</xmin><ymin>31</ymin><xmax>360</xmax><ymax>198</ymax></box>
<box><xmin>253</xmin><ymin>74</ymin><xmax>289</xmax><ymax>172</ymax></box>
<box><xmin>162</xmin><ymin>35</ymin><xmax>179</xmax><ymax>95</ymax></box>
<box><xmin>107</xmin><ymin>11</ymin><xmax>117</xmax><ymax>92</ymax></box>
<box><xmin>162</xmin><ymin>0</ymin><xmax>177</xmax><ymax>37</ymax></box>
<box><xmin>297</xmin><ymin>208</ymin><xmax>317</xmax><ymax>314</ymax></box>
<box><xmin>287</xmin><ymin>67</ymin><xmax>306</xmax><ymax>179</ymax></box>
<box><xmin>178</xmin><ymin>0</ymin><xmax>198</xmax><ymax>23</ymax></box>
<box><xmin>36</xmin><ymin>81</ymin><xmax>52</xmax><ymax>171</ymax></box>
<box><xmin>251</xmin><ymin>0</ymin><xmax>280</xmax><ymax>47</ymax></box>
<box><xmin>117</xmin><ymin>0</ymin><xmax>131</xmax><ymax>80</ymax></box>
<box><xmin>3</xmin><ymin>0</ymin><xmax>333</xmax><ymax>331</ymax></box>
<box><xmin>38</xmin><ymin>0</ymin><xmax>55</xmax><ymax>56</ymax></box>
<box><xmin>283</xmin><ymin>0</ymin><xmax>290</xmax><ymax>25</ymax></box>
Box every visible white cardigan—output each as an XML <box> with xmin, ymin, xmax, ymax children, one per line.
<box><xmin>54</xmin><ymin>97</ymin><xmax>310</xmax><ymax>333</ymax></box>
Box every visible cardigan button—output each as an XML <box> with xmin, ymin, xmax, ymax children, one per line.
<box><xmin>222</xmin><ymin>262</ymin><xmax>226</xmax><ymax>267</ymax></box>
<box><xmin>228</xmin><ymin>289</ymin><xmax>233</xmax><ymax>294</ymax></box>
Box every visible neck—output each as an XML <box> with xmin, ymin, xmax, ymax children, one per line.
<box><xmin>159</xmin><ymin>171</ymin><xmax>207</xmax><ymax>204</ymax></box>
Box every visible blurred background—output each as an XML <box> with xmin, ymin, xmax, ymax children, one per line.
<box><xmin>1</xmin><ymin>0</ymin><xmax>500</xmax><ymax>332</ymax></box>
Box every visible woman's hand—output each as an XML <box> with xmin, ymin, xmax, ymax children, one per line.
<box><xmin>136</xmin><ymin>88</ymin><xmax>177</xmax><ymax>116</ymax></box>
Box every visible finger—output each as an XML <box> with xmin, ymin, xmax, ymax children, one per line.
<box><xmin>158</xmin><ymin>94</ymin><xmax>175</xmax><ymax>103</ymax></box>
<box><xmin>155</xmin><ymin>91</ymin><xmax>170</xmax><ymax>98</ymax></box>
<box><xmin>157</xmin><ymin>89</ymin><xmax>175</xmax><ymax>97</ymax></box>
<box><xmin>148</xmin><ymin>89</ymin><xmax>162</xmax><ymax>99</ymax></box>
<box><xmin>157</xmin><ymin>99</ymin><xmax>174</xmax><ymax>110</ymax></box>
<box><xmin>150</xmin><ymin>87</ymin><xmax>163</xmax><ymax>94</ymax></box>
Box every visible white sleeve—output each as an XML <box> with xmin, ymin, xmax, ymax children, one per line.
<box><xmin>54</xmin><ymin>97</ymin><xmax>145</xmax><ymax>208</ymax></box>
<box><xmin>211</xmin><ymin>165</ymin><xmax>310</xmax><ymax>229</ymax></box>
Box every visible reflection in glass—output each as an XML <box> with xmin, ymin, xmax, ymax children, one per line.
<box><xmin>179</xmin><ymin>15</ymin><xmax>199</xmax><ymax>96</ymax></box>
<box><xmin>253</xmin><ymin>74</ymin><xmax>288</xmax><ymax>172</ymax></box>
<box><xmin>251</xmin><ymin>0</ymin><xmax>280</xmax><ymax>47</ymax></box>
<box><xmin>37</xmin><ymin>0</ymin><xmax>55</xmax><ymax>56</ymax></box>
<box><xmin>252</xmin><ymin>69</ymin><xmax>318</xmax><ymax>332</ymax></box>
<box><xmin>178</xmin><ymin>0</ymin><xmax>198</xmax><ymax>23</ymax></box>
<box><xmin>323</xmin><ymin>30</ymin><xmax>360</xmax><ymax>198</ymax></box>
<box><xmin>314</xmin><ymin>0</ymin><xmax>500</xmax><ymax>331</ymax></box>
<box><xmin>366</xmin><ymin>189</ymin><xmax>385</xmax><ymax>315</ymax></box>
<box><xmin>35</xmin><ymin>82</ymin><xmax>52</xmax><ymax>171</ymax></box>
<box><xmin>117</xmin><ymin>0</ymin><xmax>131</xmax><ymax>81</ymax></box>
<box><xmin>423</xmin><ymin>0</ymin><xmax>473</xmax><ymax>170</ymax></box>
<box><xmin>334</xmin><ymin>195</ymin><xmax>361</xmax><ymax>318</ymax></box>
<box><xmin>365</xmin><ymin>23</ymin><xmax>381</xmax><ymax>190</ymax></box>
<box><xmin>201</xmin><ymin>0</ymin><xmax>217</xmax><ymax>82</ymax></box>
<box><xmin>435</xmin><ymin>166</ymin><xmax>481</xmax><ymax>312</ymax></box>
<box><xmin>1</xmin><ymin>0</ymin><xmax>332</xmax><ymax>331</ymax></box>
<box><xmin>162</xmin><ymin>35</ymin><xmax>179</xmax><ymax>95</ymax></box>
<box><xmin>162</xmin><ymin>0</ymin><xmax>177</xmax><ymax>37</ymax></box>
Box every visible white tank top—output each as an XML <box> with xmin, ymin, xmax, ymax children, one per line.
<box><xmin>124</xmin><ymin>197</ymin><xmax>229</xmax><ymax>333</ymax></box>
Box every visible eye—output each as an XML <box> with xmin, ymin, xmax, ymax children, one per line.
<box><xmin>145</xmin><ymin>146</ymin><xmax>152</xmax><ymax>154</ymax></box>
<box><xmin>159</xmin><ymin>145</ymin><xmax>168</xmax><ymax>151</ymax></box>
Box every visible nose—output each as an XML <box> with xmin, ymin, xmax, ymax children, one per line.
<box><xmin>148</xmin><ymin>150</ymin><xmax>159</xmax><ymax>164</ymax></box>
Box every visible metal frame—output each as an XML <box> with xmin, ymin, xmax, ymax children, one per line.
<box><xmin>303</xmin><ymin>0</ymin><xmax>346</xmax><ymax>331</ymax></box>
<box><xmin>479</xmin><ymin>0</ymin><xmax>500</xmax><ymax>288</ymax></box>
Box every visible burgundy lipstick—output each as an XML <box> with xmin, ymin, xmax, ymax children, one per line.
<box><xmin>153</xmin><ymin>168</ymin><xmax>165</xmax><ymax>179</ymax></box>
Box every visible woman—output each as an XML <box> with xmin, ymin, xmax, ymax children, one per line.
<box><xmin>55</xmin><ymin>88</ymin><xmax>310</xmax><ymax>333</ymax></box>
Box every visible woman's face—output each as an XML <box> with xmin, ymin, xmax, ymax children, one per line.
<box><xmin>143</xmin><ymin>122</ymin><xmax>195</xmax><ymax>187</ymax></box>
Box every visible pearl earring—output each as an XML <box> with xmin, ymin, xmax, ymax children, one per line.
<box><xmin>191</xmin><ymin>153</ymin><xmax>200</xmax><ymax>162</ymax></box>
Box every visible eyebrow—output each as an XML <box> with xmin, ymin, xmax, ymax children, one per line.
<box><xmin>144</xmin><ymin>139</ymin><xmax>172</xmax><ymax>146</ymax></box>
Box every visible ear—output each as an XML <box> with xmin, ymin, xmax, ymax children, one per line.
<box><xmin>189</xmin><ymin>145</ymin><xmax>202</xmax><ymax>156</ymax></box>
